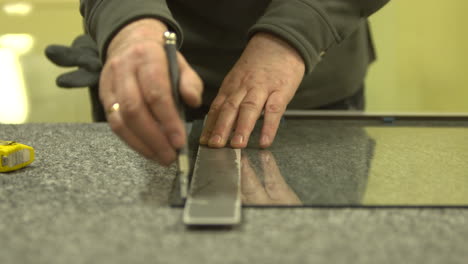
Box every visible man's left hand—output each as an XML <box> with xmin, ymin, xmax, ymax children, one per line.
<box><xmin>199</xmin><ymin>32</ymin><xmax>305</xmax><ymax>148</ymax></box>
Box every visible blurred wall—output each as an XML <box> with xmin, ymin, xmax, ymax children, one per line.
<box><xmin>0</xmin><ymin>0</ymin><xmax>467</xmax><ymax>123</ymax></box>
<box><xmin>367</xmin><ymin>0</ymin><xmax>468</xmax><ymax>112</ymax></box>
<box><xmin>0</xmin><ymin>1</ymin><xmax>91</xmax><ymax>123</ymax></box>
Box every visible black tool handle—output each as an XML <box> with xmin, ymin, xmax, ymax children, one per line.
<box><xmin>164</xmin><ymin>33</ymin><xmax>186</xmax><ymax>122</ymax></box>
<box><xmin>164</xmin><ymin>32</ymin><xmax>190</xmax><ymax>198</ymax></box>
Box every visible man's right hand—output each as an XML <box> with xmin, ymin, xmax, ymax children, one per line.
<box><xmin>100</xmin><ymin>19</ymin><xmax>203</xmax><ymax>166</ymax></box>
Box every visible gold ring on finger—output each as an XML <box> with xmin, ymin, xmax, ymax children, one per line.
<box><xmin>107</xmin><ymin>103</ymin><xmax>120</xmax><ymax>115</ymax></box>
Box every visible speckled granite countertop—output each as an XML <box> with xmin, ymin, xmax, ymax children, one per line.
<box><xmin>1</xmin><ymin>123</ymin><xmax>467</xmax><ymax>264</ymax></box>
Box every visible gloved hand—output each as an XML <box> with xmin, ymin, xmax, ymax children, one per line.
<box><xmin>45</xmin><ymin>34</ymin><xmax>102</xmax><ymax>88</ymax></box>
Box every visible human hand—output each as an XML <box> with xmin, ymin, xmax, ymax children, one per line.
<box><xmin>100</xmin><ymin>19</ymin><xmax>203</xmax><ymax>165</ymax></box>
<box><xmin>199</xmin><ymin>32</ymin><xmax>305</xmax><ymax>149</ymax></box>
<box><xmin>241</xmin><ymin>151</ymin><xmax>302</xmax><ymax>205</ymax></box>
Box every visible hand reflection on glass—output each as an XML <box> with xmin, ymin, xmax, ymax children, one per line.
<box><xmin>241</xmin><ymin>151</ymin><xmax>302</xmax><ymax>206</ymax></box>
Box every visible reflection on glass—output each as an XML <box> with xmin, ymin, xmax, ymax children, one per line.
<box><xmin>243</xmin><ymin>119</ymin><xmax>468</xmax><ymax>206</ymax></box>
<box><xmin>241</xmin><ymin>151</ymin><xmax>302</xmax><ymax>206</ymax></box>
<box><xmin>243</xmin><ymin>120</ymin><xmax>373</xmax><ymax>206</ymax></box>
<box><xmin>363</xmin><ymin>127</ymin><xmax>468</xmax><ymax>205</ymax></box>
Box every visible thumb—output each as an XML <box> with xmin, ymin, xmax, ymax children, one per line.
<box><xmin>178</xmin><ymin>56</ymin><xmax>203</xmax><ymax>108</ymax></box>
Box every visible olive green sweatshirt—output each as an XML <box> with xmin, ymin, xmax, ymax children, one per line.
<box><xmin>80</xmin><ymin>0</ymin><xmax>389</xmax><ymax>109</ymax></box>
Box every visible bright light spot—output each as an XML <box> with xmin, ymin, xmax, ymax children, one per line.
<box><xmin>0</xmin><ymin>34</ymin><xmax>34</xmax><ymax>55</ymax></box>
<box><xmin>0</xmin><ymin>35</ymin><xmax>32</xmax><ymax>123</ymax></box>
<box><xmin>3</xmin><ymin>2</ymin><xmax>33</xmax><ymax>16</ymax></box>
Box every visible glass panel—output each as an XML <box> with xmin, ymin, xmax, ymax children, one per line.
<box><xmin>242</xmin><ymin>119</ymin><xmax>468</xmax><ymax>206</ymax></box>
<box><xmin>171</xmin><ymin>117</ymin><xmax>468</xmax><ymax>207</ymax></box>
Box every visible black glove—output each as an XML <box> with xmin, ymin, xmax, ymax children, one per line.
<box><xmin>45</xmin><ymin>34</ymin><xmax>102</xmax><ymax>88</ymax></box>
<box><xmin>45</xmin><ymin>34</ymin><xmax>107</xmax><ymax>121</ymax></box>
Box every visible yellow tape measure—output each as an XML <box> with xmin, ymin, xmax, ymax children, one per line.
<box><xmin>0</xmin><ymin>140</ymin><xmax>35</xmax><ymax>172</ymax></box>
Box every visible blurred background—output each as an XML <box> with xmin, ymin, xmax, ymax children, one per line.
<box><xmin>0</xmin><ymin>0</ymin><xmax>467</xmax><ymax>124</ymax></box>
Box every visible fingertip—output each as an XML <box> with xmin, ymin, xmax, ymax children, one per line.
<box><xmin>182</xmin><ymin>86</ymin><xmax>203</xmax><ymax>108</ymax></box>
<box><xmin>180</xmin><ymin>68</ymin><xmax>204</xmax><ymax>108</ymax></box>
<box><xmin>230</xmin><ymin>135</ymin><xmax>248</xmax><ymax>149</ymax></box>
<box><xmin>158</xmin><ymin>160</ymin><xmax>172</xmax><ymax>167</ymax></box>
<box><xmin>208</xmin><ymin>134</ymin><xmax>224</xmax><ymax>148</ymax></box>
<box><xmin>199</xmin><ymin>135</ymin><xmax>208</xmax><ymax>145</ymax></box>
<box><xmin>158</xmin><ymin>149</ymin><xmax>177</xmax><ymax>167</ymax></box>
<box><xmin>196</xmin><ymin>94</ymin><xmax>203</xmax><ymax>107</ymax></box>
<box><xmin>194</xmin><ymin>74</ymin><xmax>204</xmax><ymax>104</ymax></box>
<box><xmin>169</xmin><ymin>132</ymin><xmax>186</xmax><ymax>149</ymax></box>
<box><xmin>192</xmin><ymin>91</ymin><xmax>203</xmax><ymax>108</ymax></box>
<box><xmin>259</xmin><ymin>135</ymin><xmax>271</xmax><ymax>149</ymax></box>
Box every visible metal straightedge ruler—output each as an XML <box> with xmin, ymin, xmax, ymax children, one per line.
<box><xmin>183</xmin><ymin>145</ymin><xmax>241</xmax><ymax>226</ymax></box>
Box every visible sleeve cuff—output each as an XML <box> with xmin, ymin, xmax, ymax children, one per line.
<box><xmin>84</xmin><ymin>0</ymin><xmax>182</xmax><ymax>61</ymax></box>
<box><xmin>247</xmin><ymin>0</ymin><xmax>339</xmax><ymax>74</ymax></box>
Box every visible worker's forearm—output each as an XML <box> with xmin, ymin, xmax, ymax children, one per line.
<box><xmin>248</xmin><ymin>0</ymin><xmax>390</xmax><ymax>74</ymax></box>
<box><xmin>79</xmin><ymin>0</ymin><xmax>182</xmax><ymax>61</ymax></box>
